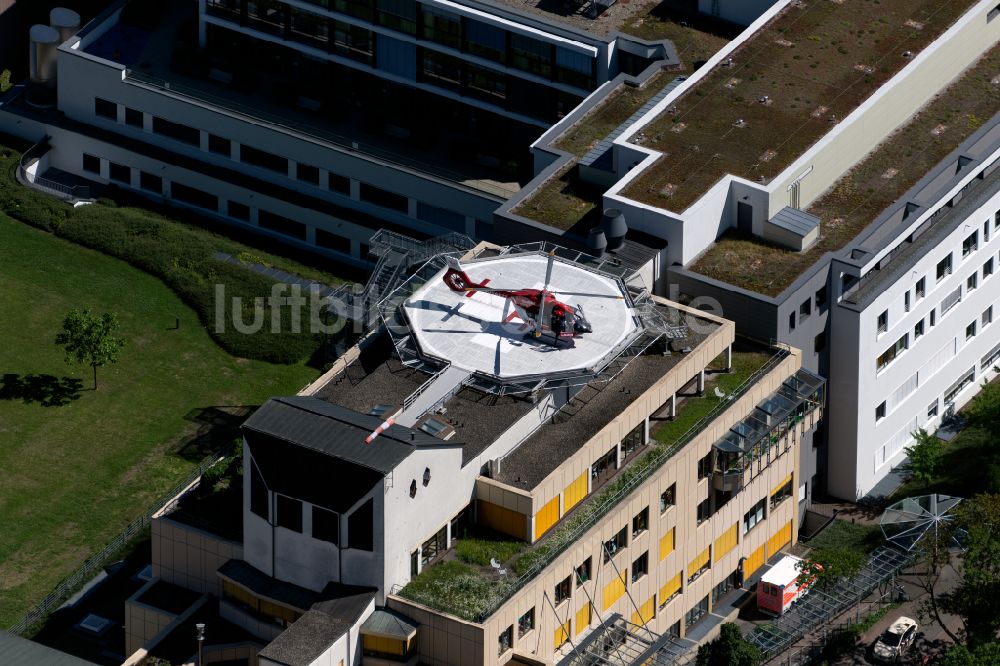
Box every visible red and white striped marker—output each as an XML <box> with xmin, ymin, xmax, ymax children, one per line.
<box><xmin>364</xmin><ymin>417</ymin><xmax>396</xmax><ymax>444</ymax></box>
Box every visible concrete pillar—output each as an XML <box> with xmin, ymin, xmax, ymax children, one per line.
<box><xmin>697</xmin><ymin>370</ymin><xmax>705</xmax><ymax>394</ymax></box>
<box><xmin>726</xmin><ymin>344</ymin><xmax>733</xmax><ymax>372</ymax></box>
<box><xmin>670</xmin><ymin>394</ymin><xmax>677</xmax><ymax>419</ymax></box>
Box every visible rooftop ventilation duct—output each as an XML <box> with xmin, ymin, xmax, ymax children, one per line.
<box><xmin>601</xmin><ymin>208</ymin><xmax>627</xmax><ymax>251</ymax></box>
<box><xmin>50</xmin><ymin>8</ymin><xmax>81</xmax><ymax>44</ymax></box>
<box><xmin>29</xmin><ymin>25</ymin><xmax>60</xmax><ymax>86</ymax></box>
<box><xmin>586</xmin><ymin>228</ymin><xmax>608</xmax><ymax>258</ymax></box>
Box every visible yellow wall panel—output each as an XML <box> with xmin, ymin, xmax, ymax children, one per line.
<box><xmin>771</xmin><ymin>473</ymin><xmax>793</xmax><ymax>497</ymax></box>
<box><xmin>658</xmin><ymin>527</ymin><xmax>675</xmax><ymax>561</ymax></box>
<box><xmin>688</xmin><ymin>546</ymin><xmax>710</xmax><ymax>575</ymax></box>
<box><xmin>714</xmin><ymin>523</ymin><xmax>739</xmax><ymax>560</ymax></box>
<box><xmin>575</xmin><ymin>603</ymin><xmax>592</xmax><ymax>635</ymax></box>
<box><xmin>630</xmin><ymin>595</ymin><xmax>655</xmax><ymax>625</ymax></box>
<box><xmin>534</xmin><ymin>496</ymin><xmax>560</xmax><ymax>541</ymax></box>
<box><xmin>602</xmin><ymin>569</ymin><xmax>627</xmax><ymax>611</ymax></box>
<box><xmin>745</xmin><ymin>544</ymin><xmax>766</xmax><ymax>577</ymax></box>
<box><xmin>564</xmin><ymin>471</ymin><xmax>589</xmax><ymax>514</ymax></box>
<box><xmin>659</xmin><ymin>572</ymin><xmax>682</xmax><ymax>605</ymax></box>
<box><xmin>554</xmin><ymin>620</ymin><xmax>571</xmax><ymax>649</ymax></box>
<box><xmin>767</xmin><ymin>520</ymin><xmax>793</xmax><ymax>557</ymax></box>
<box><xmin>477</xmin><ymin>500</ymin><xmax>527</xmax><ymax>541</ymax></box>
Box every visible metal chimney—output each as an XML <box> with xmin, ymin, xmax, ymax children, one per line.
<box><xmin>586</xmin><ymin>227</ymin><xmax>607</xmax><ymax>258</ymax></box>
<box><xmin>601</xmin><ymin>208</ymin><xmax>628</xmax><ymax>251</ymax></box>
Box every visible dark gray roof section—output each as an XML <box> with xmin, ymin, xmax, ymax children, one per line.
<box><xmin>768</xmin><ymin>207</ymin><xmax>821</xmax><ymax>237</ymax></box>
<box><xmin>0</xmin><ymin>633</ymin><xmax>99</xmax><ymax>666</ymax></box>
<box><xmin>360</xmin><ymin>609</ymin><xmax>417</xmax><ymax>639</ymax></box>
<box><xmin>258</xmin><ymin>610</ymin><xmax>352</xmax><ymax>666</ymax></box>
<box><xmin>579</xmin><ymin>76</ymin><xmax>687</xmax><ymax>169</ymax></box>
<box><xmin>243</xmin><ymin>395</ymin><xmax>446</xmax><ymax>475</ymax></box>
<box><xmin>218</xmin><ymin>560</ymin><xmax>322</xmax><ymax>611</ymax></box>
<box><xmin>313</xmin><ymin>583</ymin><xmax>377</xmax><ymax>623</ymax></box>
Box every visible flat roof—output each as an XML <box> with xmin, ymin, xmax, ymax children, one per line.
<box><xmin>0</xmin><ymin>633</ymin><xmax>99</xmax><ymax>666</ymax></box>
<box><xmin>621</xmin><ymin>0</ymin><xmax>978</xmax><ymax>211</ymax></box>
<box><xmin>688</xmin><ymin>40</ymin><xmax>1000</xmax><ymax>297</ymax></box>
<box><xmin>403</xmin><ymin>254</ymin><xmax>639</xmax><ymax>378</ymax></box>
<box><xmin>760</xmin><ymin>555</ymin><xmax>803</xmax><ymax>586</ymax></box>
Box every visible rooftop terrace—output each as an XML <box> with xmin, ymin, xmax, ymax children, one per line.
<box><xmin>621</xmin><ymin>0</ymin><xmax>977</xmax><ymax>211</ymax></box>
<box><xmin>688</xmin><ymin>40</ymin><xmax>1000</xmax><ymax>296</ymax></box>
<box><xmin>480</xmin><ymin>0</ymin><xmax>664</xmax><ymax>39</ymax></box>
<box><xmin>398</xmin><ymin>344</ymin><xmax>793</xmax><ymax>622</ymax></box>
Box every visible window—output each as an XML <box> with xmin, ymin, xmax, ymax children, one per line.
<box><xmin>877</xmin><ymin>310</ymin><xmax>888</xmax><ymax>335</ymax></box>
<box><xmin>988</xmin><ymin>218</ymin><xmax>993</xmax><ymax>243</ymax></box>
<box><xmin>421</xmin><ymin>6</ymin><xmax>461</xmax><ymax>49</ymax></box>
<box><xmin>312</xmin><ymin>506</ymin><xmax>339</xmax><ymax>544</ymax></box>
<box><xmin>937</xmin><ymin>254</ymin><xmax>953</xmax><ymax>281</ymax></box>
<box><xmin>685</xmin><ymin>596</ymin><xmax>709</xmax><ymax>628</ymax></box>
<box><xmin>409</xmin><ymin>479</ymin><xmax>417</xmax><ymax>498</ymax></box>
<box><xmin>631</xmin><ymin>551</ymin><xmax>648</xmax><ymax>582</ymax></box>
<box><xmin>814</xmin><ymin>331</ymin><xmax>827</xmax><ymax>353</ymax></box>
<box><xmin>815</xmin><ymin>286</ymin><xmax>828</xmax><ymax>310</ymax></box>
<box><xmin>359</xmin><ymin>182</ymin><xmax>408</xmax><ymax>213</ymax></box>
<box><xmin>927</xmin><ymin>399</ymin><xmax>939</xmax><ymax>419</ymax></box>
<box><xmin>876</xmin><ymin>334</ymin><xmax>909</xmax><ymax>371</ymax></box>
<box><xmin>914</xmin><ymin>319</ymin><xmax>924</xmax><ymax>339</ymax></box>
<box><xmin>963</xmin><ymin>231</ymin><xmax>979</xmax><ymax>257</ymax></box>
<box><xmin>967</xmin><ymin>321</ymin><xmax>977</xmax><ymax>340</ymax></box>
<box><xmin>250</xmin><ymin>459</ymin><xmax>268</xmax><ymax>519</ymax></box>
<box><xmin>982</xmin><ymin>341</ymin><xmax>1000</xmax><ymax>372</ymax></box>
<box><xmin>316</xmin><ymin>229</ymin><xmax>351</xmax><ymax>254</ymax></box>
<box><xmin>945</xmin><ymin>368</ymin><xmax>976</xmax><ymax>405</ymax></box>
<box><xmin>554</xmin><ymin>576</ymin><xmax>571</xmax><ymax>604</ymax></box>
<box><xmin>660</xmin><ymin>484</ymin><xmax>675</xmax><ymax>513</ymax></box>
<box><xmin>94</xmin><ymin>97</ymin><xmax>116</xmax><ymax>120</ymax></box>
<box><xmin>915</xmin><ymin>277</ymin><xmax>925</xmax><ymax>299</ymax></box>
<box><xmin>930</xmin><ymin>309</ymin><xmax>937</xmax><ymax>327</ymax></box>
<box><xmin>152</xmin><ymin>116</ymin><xmax>200</xmax><ymax>145</ymax></box>
<box><xmin>770</xmin><ymin>477</ymin><xmax>793</xmax><ymax>508</ymax></box>
<box><xmin>687</xmin><ymin>547</ymin><xmax>710</xmax><ymax>583</ymax></box>
<box><xmin>968</xmin><ymin>273</ymin><xmax>978</xmax><ymax>291</ymax></box>
<box><xmin>800</xmin><ymin>299</ymin><xmax>812</xmax><ymax>319</ymax></box>
<box><xmin>875</xmin><ymin>401</ymin><xmax>886</xmax><ymax>421</ymax></box>
<box><xmin>510</xmin><ymin>33</ymin><xmax>551</xmax><ymax>78</ymax></box>
<box><xmin>82</xmin><ymin>153</ymin><xmax>100</xmax><ymax>174</ymax></box>
<box><xmin>696</xmin><ymin>498</ymin><xmax>711</xmax><ymax>525</ymax></box>
<box><xmin>296</xmin><ymin>163</ymin><xmax>320</xmax><ymax>185</ymax></box>
<box><xmin>124</xmin><ymin>107</ymin><xmax>143</xmax><ymax>127</ymax></box>
<box><xmin>328</xmin><ymin>172</ymin><xmax>350</xmax><ymax>194</ymax></box>
<box><xmin>276</xmin><ymin>495</ymin><xmax>303</xmax><ymax>533</ymax></box>
<box><xmin>984</xmin><ymin>306</ymin><xmax>993</xmax><ymax>327</ymax></box>
<box><xmin>108</xmin><ymin>161</ymin><xmax>130</xmax><ymax>184</ymax></box>
<box><xmin>410</xmin><ymin>550</ymin><xmax>418</xmax><ymax>577</ymax></box>
<box><xmin>172</xmin><ymin>183</ymin><xmax>218</xmax><ymax>211</ymax></box>
<box><xmin>788</xmin><ymin>311</ymin><xmax>796</xmax><ymax>331</ymax></box>
<box><xmin>374</xmin><ymin>0</ymin><xmax>414</xmax><ymax>34</ymax></box>
<box><xmin>517</xmin><ymin>609</ymin><xmax>534</xmax><ymax>637</ymax></box>
<box><xmin>697</xmin><ymin>452</ymin><xmax>712</xmax><ymax>480</ymax></box>
<box><xmin>241</xmin><ymin>145</ymin><xmax>287</xmax><ymax>173</ymax></box>
<box><xmin>208</xmin><ymin>134</ymin><xmax>231</xmax><ymax>156</ymax></box>
<box><xmin>712</xmin><ymin>570</ymin><xmax>740</xmax><ymax>605</ymax></box>
<box><xmin>904</xmin><ymin>291</ymin><xmax>911</xmax><ymax>312</ymax></box>
<box><xmin>139</xmin><ymin>171</ymin><xmax>162</xmax><ymax>193</ymax></box>
<box><xmin>259</xmin><ymin>211</ymin><xmax>307</xmax><ymax>240</ymax></box>
<box><xmin>743</xmin><ymin>498</ymin><xmax>766</xmax><ymax>535</ymax></box>
<box><xmin>498</xmin><ymin>625</ymin><xmax>512</xmax><ymax>655</ymax></box>
<box><xmin>467</xmin><ymin>64</ymin><xmax>506</xmax><ymax>103</ymax></box>
<box><xmin>420</xmin><ymin>524</ymin><xmax>447</xmax><ymax>564</ymax></box>
<box><xmin>620</xmin><ymin>422</ymin><xmax>644</xmax><ymax>460</ymax></box>
<box><xmin>632</xmin><ymin>507</ymin><xmax>648</xmax><ymax>537</ymax></box>
<box><xmin>420</xmin><ymin>48</ymin><xmax>462</xmax><ymax>90</ymax></box>
<box><xmin>985</xmin><ymin>258</ymin><xmax>995</xmax><ymax>278</ymax></box>
<box><xmin>348</xmin><ymin>498</ymin><xmax>374</xmax><ymax>551</ymax></box>
<box><xmin>603</xmin><ymin>527</ymin><xmax>627</xmax><ymax>562</ymax></box>
<box><xmin>228</xmin><ymin>200</ymin><xmax>250</xmax><ymax>221</ymax></box>
<box><xmin>575</xmin><ymin>558</ymin><xmax>592</xmax><ymax>586</ymax></box>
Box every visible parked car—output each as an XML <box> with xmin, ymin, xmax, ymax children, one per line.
<box><xmin>871</xmin><ymin>616</ymin><xmax>918</xmax><ymax>663</ymax></box>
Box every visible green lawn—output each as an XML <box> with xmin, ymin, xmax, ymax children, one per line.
<box><xmin>0</xmin><ymin>214</ymin><xmax>317</xmax><ymax>627</ymax></box>
<box><xmin>806</xmin><ymin>519</ymin><xmax>883</xmax><ymax>556</ymax></box>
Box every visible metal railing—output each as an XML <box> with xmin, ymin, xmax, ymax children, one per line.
<box><xmin>17</xmin><ymin>139</ymin><xmax>92</xmax><ymax>201</ymax></box>
<box><xmin>8</xmin><ymin>455</ymin><xmax>225</xmax><ymax>636</ymax></box>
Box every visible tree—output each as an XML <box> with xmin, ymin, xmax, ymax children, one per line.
<box><xmin>939</xmin><ymin>642</ymin><xmax>1000</xmax><ymax>666</ymax></box>
<box><xmin>964</xmin><ymin>377</ymin><xmax>1000</xmax><ymax>437</ymax></box>
<box><xmin>696</xmin><ymin>623</ymin><xmax>761</xmax><ymax>666</ymax></box>
<box><xmin>0</xmin><ymin>69</ymin><xmax>11</xmax><ymax>93</ymax></box>
<box><xmin>938</xmin><ymin>494</ymin><xmax>1000</xmax><ymax>649</ymax></box>
<box><xmin>796</xmin><ymin>547</ymin><xmax>865</xmax><ymax>592</ymax></box>
<box><xmin>905</xmin><ymin>427</ymin><xmax>945</xmax><ymax>485</ymax></box>
<box><xmin>55</xmin><ymin>309</ymin><xmax>126</xmax><ymax>390</ymax></box>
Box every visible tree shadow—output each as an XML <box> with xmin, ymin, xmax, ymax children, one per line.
<box><xmin>175</xmin><ymin>405</ymin><xmax>257</xmax><ymax>462</ymax></box>
<box><xmin>0</xmin><ymin>373</ymin><xmax>83</xmax><ymax>406</ymax></box>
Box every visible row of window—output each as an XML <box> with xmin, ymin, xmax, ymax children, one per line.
<box><xmin>876</xmin><ymin>213</ymin><xmax>1000</xmax><ymax>342</ymax></box>
<box><xmin>94</xmin><ymin>97</ymin><xmax>477</xmax><ymax>231</ymax></box>
<box><xmin>206</xmin><ymin>0</ymin><xmax>597</xmax><ymax>89</ymax></box>
<box><xmin>787</xmin><ymin>285</ymin><xmax>828</xmax><ymax>333</ymax></box>
<box><xmin>875</xmin><ymin>249</ymin><xmax>998</xmax><ymax>374</ymax></box>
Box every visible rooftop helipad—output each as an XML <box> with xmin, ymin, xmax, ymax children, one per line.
<box><xmin>402</xmin><ymin>254</ymin><xmax>639</xmax><ymax>379</ymax></box>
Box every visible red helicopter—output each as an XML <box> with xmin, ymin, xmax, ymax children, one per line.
<box><xmin>442</xmin><ymin>254</ymin><xmax>616</xmax><ymax>343</ymax></box>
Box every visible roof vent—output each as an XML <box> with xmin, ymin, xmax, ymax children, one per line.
<box><xmin>586</xmin><ymin>227</ymin><xmax>607</xmax><ymax>258</ymax></box>
<box><xmin>601</xmin><ymin>209</ymin><xmax>627</xmax><ymax>251</ymax></box>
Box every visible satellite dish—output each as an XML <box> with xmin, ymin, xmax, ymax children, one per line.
<box><xmin>879</xmin><ymin>493</ymin><xmax>962</xmax><ymax>552</ymax></box>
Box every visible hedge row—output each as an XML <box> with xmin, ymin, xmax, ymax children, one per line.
<box><xmin>0</xmin><ymin>148</ymin><xmax>344</xmax><ymax>364</ymax></box>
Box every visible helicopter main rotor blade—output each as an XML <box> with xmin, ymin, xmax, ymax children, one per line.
<box><xmin>543</xmin><ymin>251</ymin><xmax>555</xmax><ymax>292</ymax></box>
<box><xmin>551</xmin><ymin>291</ymin><xmax>625</xmax><ymax>299</ymax></box>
